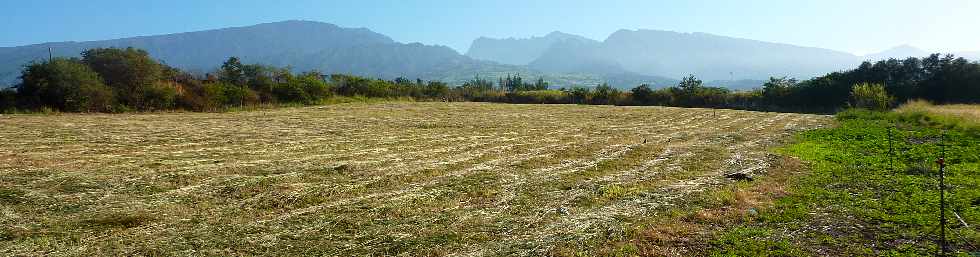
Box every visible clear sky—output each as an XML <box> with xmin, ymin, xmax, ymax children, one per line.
<box><xmin>1</xmin><ymin>0</ymin><xmax>978</xmax><ymax>55</ymax></box>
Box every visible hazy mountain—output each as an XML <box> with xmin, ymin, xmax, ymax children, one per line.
<box><xmin>466</xmin><ymin>31</ymin><xmax>600</xmax><ymax>66</ymax></box>
<box><xmin>863</xmin><ymin>45</ymin><xmax>980</xmax><ymax>62</ymax></box>
<box><xmin>0</xmin><ymin>20</ymin><xmax>518</xmax><ymax>87</ymax></box>
<box><xmin>864</xmin><ymin>45</ymin><xmax>930</xmax><ymax>61</ymax></box>
<box><xmin>956</xmin><ymin>51</ymin><xmax>980</xmax><ymax>61</ymax></box>
<box><xmin>599</xmin><ymin>29</ymin><xmax>862</xmax><ymax>81</ymax></box>
<box><xmin>528</xmin><ymin>38</ymin><xmax>626</xmax><ymax>74</ymax></box>
<box><xmin>468</xmin><ymin>29</ymin><xmax>866</xmax><ymax>81</ymax></box>
<box><xmin>0</xmin><ymin>21</ymin><xmax>674</xmax><ymax>89</ymax></box>
<box><xmin>4</xmin><ymin>20</ymin><xmax>963</xmax><ymax>90</ymax></box>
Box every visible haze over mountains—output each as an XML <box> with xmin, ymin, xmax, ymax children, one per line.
<box><xmin>1</xmin><ymin>20</ymin><xmax>976</xmax><ymax>89</ymax></box>
<box><xmin>467</xmin><ymin>32</ymin><xmax>600</xmax><ymax>66</ymax></box>
<box><xmin>0</xmin><ymin>21</ymin><xmax>523</xmax><ymax>87</ymax></box>
<box><xmin>469</xmin><ymin>30</ymin><xmax>979</xmax><ymax>82</ymax></box>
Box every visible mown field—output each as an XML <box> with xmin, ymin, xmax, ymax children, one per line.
<box><xmin>0</xmin><ymin>102</ymin><xmax>830</xmax><ymax>256</ymax></box>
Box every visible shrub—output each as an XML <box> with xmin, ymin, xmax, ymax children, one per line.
<box><xmin>0</xmin><ymin>88</ymin><xmax>16</xmax><ymax>111</ymax></box>
<box><xmin>139</xmin><ymin>82</ymin><xmax>178</xmax><ymax>111</ymax></box>
<box><xmin>849</xmin><ymin>83</ymin><xmax>894</xmax><ymax>110</ymax></box>
<box><xmin>567</xmin><ymin>87</ymin><xmax>591</xmax><ymax>104</ymax></box>
<box><xmin>18</xmin><ymin>58</ymin><xmax>115</xmax><ymax>112</ymax></box>
<box><xmin>507</xmin><ymin>90</ymin><xmax>569</xmax><ymax>104</ymax></box>
<box><xmin>591</xmin><ymin>84</ymin><xmax>620</xmax><ymax>105</ymax></box>
<box><xmin>630</xmin><ymin>84</ymin><xmax>655</xmax><ymax>105</ymax></box>
<box><xmin>273</xmin><ymin>81</ymin><xmax>312</xmax><ymax>104</ymax></box>
<box><xmin>81</xmin><ymin>48</ymin><xmax>164</xmax><ymax>108</ymax></box>
<box><xmin>294</xmin><ymin>72</ymin><xmax>331</xmax><ymax>103</ymax></box>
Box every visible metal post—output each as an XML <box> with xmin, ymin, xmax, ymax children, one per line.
<box><xmin>937</xmin><ymin>130</ymin><xmax>948</xmax><ymax>256</ymax></box>
<box><xmin>888</xmin><ymin>127</ymin><xmax>895</xmax><ymax>171</ymax></box>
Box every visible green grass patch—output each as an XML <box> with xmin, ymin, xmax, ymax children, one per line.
<box><xmin>718</xmin><ymin>109</ymin><xmax>980</xmax><ymax>255</ymax></box>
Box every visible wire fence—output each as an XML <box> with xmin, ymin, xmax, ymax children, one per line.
<box><xmin>883</xmin><ymin>124</ymin><xmax>975</xmax><ymax>256</ymax></box>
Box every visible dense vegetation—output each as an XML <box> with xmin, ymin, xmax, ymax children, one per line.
<box><xmin>1</xmin><ymin>47</ymin><xmax>978</xmax><ymax>113</ymax></box>
<box><xmin>0</xmin><ymin>48</ymin><xmax>450</xmax><ymax>112</ymax></box>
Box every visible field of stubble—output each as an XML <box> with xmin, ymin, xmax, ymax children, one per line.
<box><xmin>0</xmin><ymin>102</ymin><xmax>829</xmax><ymax>256</ymax></box>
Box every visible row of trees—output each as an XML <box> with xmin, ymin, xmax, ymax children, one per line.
<box><xmin>1</xmin><ymin>47</ymin><xmax>977</xmax><ymax>113</ymax></box>
<box><xmin>0</xmin><ymin>48</ymin><xmax>457</xmax><ymax>112</ymax></box>
<box><xmin>471</xmin><ymin>54</ymin><xmax>980</xmax><ymax>113</ymax></box>
<box><xmin>757</xmin><ymin>54</ymin><xmax>980</xmax><ymax>112</ymax></box>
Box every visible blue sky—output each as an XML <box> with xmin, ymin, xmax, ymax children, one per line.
<box><xmin>1</xmin><ymin>0</ymin><xmax>978</xmax><ymax>55</ymax></box>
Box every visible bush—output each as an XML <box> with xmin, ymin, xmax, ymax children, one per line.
<box><xmin>294</xmin><ymin>72</ymin><xmax>331</xmax><ymax>103</ymax></box>
<box><xmin>630</xmin><ymin>84</ymin><xmax>655</xmax><ymax>105</ymax></box>
<box><xmin>81</xmin><ymin>48</ymin><xmax>164</xmax><ymax>108</ymax></box>
<box><xmin>423</xmin><ymin>81</ymin><xmax>450</xmax><ymax>99</ymax></box>
<box><xmin>591</xmin><ymin>84</ymin><xmax>621</xmax><ymax>105</ymax></box>
<box><xmin>272</xmin><ymin>81</ymin><xmax>311</xmax><ymax>104</ymax></box>
<box><xmin>0</xmin><ymin>89</ymin><xmax>15</xmax><ymax>111</ymax></box>
<box><xmin>139</xmin><ymin>82</ymin><xmax>178</xmax><ymax>111</ymax></box>
<box><xmin>507</xmin><ymin>90</ymin><xmax>569</xmax><ymax>104</ymax></box>
<box><xmin>18</xmin><ymin>58</ymin><xmax>115</xmax><ymax>112</ymax></box>
<box><xmin>566</xmin><ymin>87</ymin><xmax>591</xmax><ymax>104</ymax></box>
<box><xmin>850</xmin><ymin>83</ymin><xmax>894</xmax><ymax>111</ymax></box>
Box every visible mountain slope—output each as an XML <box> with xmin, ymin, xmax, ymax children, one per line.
<box><xmin>528</xmin><ymin>38</ymin><xmax>625</xmax><ymax>74</ymax></box>
<box><xmin>0</xmin><ymin>20</ymin><xmax>499</xmax><ymax>86</ymax></box>
<box><xmin>599</xmin><ymin>29</ymin><xmax>861</xmax><ymax>80</ymax></box>
<box><xmin>466</xmin><ymin>31</ymin><xmax>599</xmax><ymax>65</ymax></box>
<box><xmin>0</xmin><ymin>22</ymin><xmax>674</xmax><ymax>89</ymax></box>
<box><xmin>955</xmin><ymin>51</ymin><xmax>980</xmax><ymax>61</ymax></box>
<box><xmin>864</xmin><ymin>45</ymin><xmax>931</xmax><ymax>61</ymax></box>
<box><xmin>468</xmin><ymin>29</ymin><xmax>865</xmax><ymax>81</ymax></box>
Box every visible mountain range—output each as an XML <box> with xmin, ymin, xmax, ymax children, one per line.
<box><xmin>1</xmin><ymin>20</ymin><xmax>976</xmax><ymax>89</ymax></box>
<box><xmin>0</xmin><ymin>21</ymin><xmax>516</xmax><ymax>87</ymax></box>
<box><xmin>469</xmin><ymin>31</ymin><xmax>979</xmax><ymax>83</ymax></box>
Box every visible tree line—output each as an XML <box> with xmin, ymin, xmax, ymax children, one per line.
<box><xmin>467</xmin><ymin>54</ymin><xmax>980</xmax><ymax>113</ymax></box>
<box><xmin>1</xmin><ymin>47</ymin><xmax>978</xmax><ymax>113</ymax></box>
<box><xmin>0</xmin><ymin>48</ymin><xmax>453</xmax><ymax>112</ymax></box>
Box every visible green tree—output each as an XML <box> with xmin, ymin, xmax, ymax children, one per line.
<box><xmin>532</xmin><ymin>78</ymin><xmax>549</xmax><ymax>91</ymax></box>
<box><xmin>295</xmin><ymin>71</ymin><xmax>331</xmax><ymax>102</ymax></box>
<box><xmin>81</xmin><ymin>47</ymin><xmax>164</xmax><ymax>109</ymax></box>
<box><xmin>18</xmin><ymin>58</ymin><xmax>114</xmax><ymax>112</ymax></box>
<box><xmin>591</xmin><ymin>83</ymin><xmax>620</xmax><ymax>105</ymax></box>
<box><xmin>0</xmin><ymin>88</ymin><xmax>15</xmax><ymax>111</ymax></box>
<box><xmin>761</xmin><ymin>77</ymin><xmax>797</xmax><ymax>107</ymax></box>
<box><xmin>630</xmin><ymin>84</ymin><xmax>655</xmax><ymax>104</ymax></box>
<box><xmin>424</xmin><ymin>81</ymin><xmax>449</xmax><ymax>98</ymax></box>
<box><xmin>567</xmin><ymin>86</ymin><xmax>591</xmax><ymax>104</ymax></box>
<box><xmin>462</xmin><ymin>77</ymin><xmax>494</xmax><ymax>91</ymax></box>
<box><xmin>141</xmin><ymin>82</ymin><xmax>178</xmax><ymax>110</ymax></box>
<box><xmin>678</xmin><ymin>75</ymin><xmax>703</xmax><ymax>92</ymax></box>
<box><xmin>219</xmin><ymin>57</ymin><xmax>248</xmax><ymax>106</ymax></box>
<box><xmin>849</xmin><ymin>83</ymin><xmax>894</xmax><ymax>110</ymax></box>
<box><xmin>220</xmin><ymin>57</ymin><xmax>246</xmax><ymax>86</ymax></box>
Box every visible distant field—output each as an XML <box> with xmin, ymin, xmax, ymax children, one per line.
<box><xmin>0</xmin><ymin>102</ymin><xmax>829</xmax><ymax>256</ymax></box>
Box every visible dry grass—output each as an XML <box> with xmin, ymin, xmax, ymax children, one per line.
<box><xmin>0</xmin><ymin>102</ymin><xmax>829</xmax><ymax>256</ymax></box>
<box><xmin>896</xmin><ymin>99</ymin><xmax>980</xmax><ymax>124</ymax></box>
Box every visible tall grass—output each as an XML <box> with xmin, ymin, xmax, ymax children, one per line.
<box><xmin>894</xmin><ymin>99</ymin><xmax>980</xmax><ymax>131</ymax></box>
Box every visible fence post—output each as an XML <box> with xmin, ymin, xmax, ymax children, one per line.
<box><xmin>888</xmin><ymin>127</ymin><xmax>895</xmax><ymax>172</ymax></box>
<box><xmin>937</xmin><ymin>130</ymin><xmax>948</xmax><ymax>256</ymax></box>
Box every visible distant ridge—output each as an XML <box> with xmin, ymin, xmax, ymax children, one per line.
<box><xmin>0</xmin><ymin>20</ymin><xmax>500</xmax><ymax>86</ymax></box>
<box><xmin>864</xmin><ymin>45</ymin><xmax>930</xmax><ymax>61</ymax></box>
<box><xmin>465</xmin><ymin>31</ymin><xmax>600</xmax><ymax>66</ymax></box>
<box><xmin>468</xmin><ymin>29</ymin><xmax>863</xmax><ymax>81</ymax></box>
<box><xmin>4</xmin><ymin>20</ymin><xmax>972</xmax><ymax>89</ymax></box>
